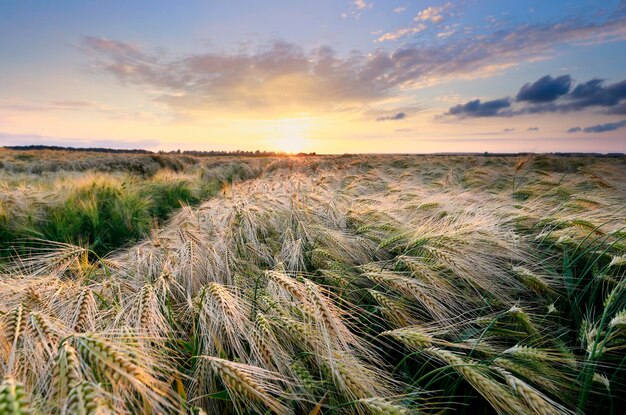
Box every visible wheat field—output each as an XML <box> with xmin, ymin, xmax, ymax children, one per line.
<box><xmin>0</xmin><ymin>151</ymin><xmax>625</xmax><ymax>414</ymax></box>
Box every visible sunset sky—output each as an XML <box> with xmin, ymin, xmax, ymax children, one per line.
<box><xmin>1</xmin><ymin>0</ymin><xmax>626</xmax><ymax>153</ymax></box>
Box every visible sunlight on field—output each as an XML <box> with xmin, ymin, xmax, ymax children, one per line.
<box><xmin>1</xmin><ymin>150</ymin><xmax>625</xmax><ymax>414</ymax></box>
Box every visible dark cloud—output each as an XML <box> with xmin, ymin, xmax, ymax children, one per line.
<box><xmin>606</xmin><ymin>102</ymin><xmax>626</xmax><ymax>115</ymax></box>
<box><xmin>502</xmin><ymin>128</ymin><xmax>515</xmax><ymax>132</ymax></box>
<box><xmin>516</xmin><ymin>75</ymin><xmax>571</xmax><ymax>103</ymax></box>
<box><xmin>520</xmin><ymin>78</ymin><xmax>626</xmax><ymax>114</ymax></box>
<box><xmin>82</xmin><ymin>6</ymin><xmax>626</xmax><ymax>116</ymax></box>
<box><xmin>562</xmin><ymin>78</ymin><xmax>626</xmax><ymax>110</ymax></box>
<box><xmin>447</xmin><ymin>98</ymin><xmax>511</xmax><ymax>117</ymax></box>
<box><xmin>446</xmin><ymin>75</ymin><xmax>626</xmax><ymax>118</ymax></box>
<box><xmin>377</xmin><ymin>112</ymin><xmax>406</xmax><ymax>121</ymax></box>
<box><xmin>526</xmin><ymin>127</ymin><xmax>539</xmax><ymax>131</ymax></box>
<box><xmin>582</xmin><ymin>119</ymin><xmax>626</xmax><ymax>133</ymax></box>
<box><xmin>567</xmin><ymin>121</ymin><xmax>626</xmax><ymax>133</ymax></box>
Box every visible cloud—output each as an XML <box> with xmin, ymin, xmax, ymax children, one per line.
<box><xmin>576</xmin><ymin>119</ymin><xmax>626</xmax><ymax>133</ymax></box>
<box><xmin>85</xmin><ymin>38</ymin><xmax>392</xmax><ymax>114</ymax></box>
<box><xmin>526</xmin><ymin>127</ymin><xmax>539</xmax><ymax>131</ymax></box>
<box><xmin>0</xmin><ymin>99</ymin><xmax>160</xmax><ymax>122</ymax></box>
<box><xmin>606</xmin><ymin>102</ymin><xmax>626</xmax><ymax>115</ymax></box>
<box><xmin>376</xmin><ymin>112</ymin><xmax>406</xmax><ymax>121</ymax></box>
<box><xmin>566</xmin><ymin>121</ymin><xmax>626</xmax><ymax>133</ymax></box>
<box><xmin>436</xmin><ymin>29</ymin><xmax>456</xmax><ymax>39</ymax></box>
<box><xmin>502</xmin><ymin>128</ymin><xmax>515</xmax><ymax>132</ymax></box>
<box><xmin>447</xmin><ymin>98</ymin><xmax>512</xmax><ymax>117</ymax></box>
<box><xmin>516</xmin><ymin>75</ymin><xmax>572</xmax><ymax>103</ymax></box>
<box><xmin>0</xmin><ymin>132</ymin><xmax>159</xmax><ymax>149</ymax></box>
<box><xmin>353</xmin><ymin>0</ymin><xmax>372</xmax><ymax>10</ymax></box>
<box><xmin>394</xmin><ymin>6</ymin><xmax>406</xmax><ymax>14</ymax></box>
<box><xmin>445</xmin><ymin>74</ymin><xmax>626</xmax><ymax>117</ymax></box>
<box><xmin>415</xmin><ymin>4</ymin><xmax>450</xmax><ymax>24</ymax></box>
<box><xmin>0</xmin><ymin>100</ymin><xmax>107</xmax><ymax>112</ymax></box>
<box><xmin>562</xmin><ymin>78</ymin><xmax>626</xmax><ymax>111</ymax></box>
<box><xmin>517</xmin><ymin>77</ymin><xmax>626</xmax><ymax>113</ymax></box>
<box><xmin>377</xmin><ymin>25</ymin><xmax>426</xmax><ymax>42</ymax></box>
<box><xmin>82</xmin><ymin>5</ymin><xmax>626</xmax><ymax>117</ymax></box>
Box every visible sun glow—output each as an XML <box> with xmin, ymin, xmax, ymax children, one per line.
<box><xmin>270</xmin><ymin>118</ymin><xmax>312</xmax><ymax>153</ymax></box>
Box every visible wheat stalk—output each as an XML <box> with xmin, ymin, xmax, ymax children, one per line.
<box><xmin>494</xmin><ymin>367</ymin><xmax>575</xmax><ymax>415</ymax></box>
<box><xmin>356</xmin><ymin>397</ymin><xmax>410</xmax><ymax>415</ymax></box>
<box><xmin>64</xmin><ymin>381</ymin><xmax>112</xmax><ymax>415</ymax></box>
<box><xmin>425</xmin><ymin>347</ymin><xmax>527</xmax><ymax>415</ymax></box>
<box><xmin>0</xmin><ymin>376</ymin><xmax>31</xmax><ymax>415</ymax></box>
<box><xmin>363</xmin><ymin>270</ymin><xmax>450</xmax><ymax>319</ymax></box>
<box><xmin>51</xmin><ymin>342</ymin><xmax>82</xmax><ymax>406</ymax></box>
<box><xmin>502</xmin><ymin>345</ymin><xmax>575</xmax><ymax>366</ymax></box>
<box><xmin>493</xmin><ymin>357</ymin><xmax>562</xmax><ymax>395</ymax></box>
<box><xmin>27</xmin><ymin>311</ymin><xmax>58</xmax><ymax>358</ymax></box>
<box><xmin>4</xmin><ymin>305</ymin><xmax>25</xmax><ymax>373</ymax></box>
<box><xmin>72</xmin><ymin>289</ymin><xmax>96</xmax><ymax>333</ymax></box>
<box><xmin>508</xmin><ymin>306</ymin><xmax>539</xmax><ymax>336</ymax></box>
<box><xmin>203</xmin><ymin>356</ymin><xmax>293</xmax><ymax>415</ymax></box>
<box><xmin>511</xmin><ymin>266</ymin><xmax>553</xmax><ymax>295</ymax></box>
<box><xmin>74</xmin><ymin>333</ymin><xmax>176</xmax><ymax>412</ymax></box>
<box><xmin>368</xmin><ymin>290</ymin><xmax>412</xmax><ymax>328</ymax></box>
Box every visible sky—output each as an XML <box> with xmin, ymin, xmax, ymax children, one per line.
<box><xmin>1</xmin><ymin>0</ymin><xmax>626</xmax><ymax>153</ymax></box>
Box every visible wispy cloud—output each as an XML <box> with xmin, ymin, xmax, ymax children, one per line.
<box><xmin>376</xmin><ymin>25</ymin><xmax>426</xmax><ymax>42</ymax></box>
<box><xmin>376</xmin><ymin>112</ymin><xmax>406</xmax><ymax>121</ymax></box>
<box><xmin>0</xmin><ymin>100</ymin><xmax>107</xmax><ymax>112</ymax></box>
<box><xmin>415</xmin><ymin>4</ymin><xmax>450</xmax><ymax>24</ymax></box>
<box><xmin>0</xmin><ymin>132</ymin><xmax>159</xmax><ymax>149</ymax></box>
<box><xmin>607</xmin><ymin>102</ymin><xmax>626</xmax><ymax>115</ymax></box>
<box><xmin>0</xmin><ymin>98</ymin><xmax>160</xmax><ymax>122</ymax></box>
<box><xmin>436</xmin><ymin>28</ymin><xmax>456</xmax><ymax>39</ymax></box>
<box><xmin>568</xmin><ymin>119</ymin><xmax>626</xmax><ymax>133</ymax></box>
<box><xmin>82</xmin><ymin>5</ymin><xmax>626</xmax><ymax>118</ymax></box>
<box><xmin>353</xmin><ymin>0</ymin><xmax>372</xmax><ymax>10</ymax></box>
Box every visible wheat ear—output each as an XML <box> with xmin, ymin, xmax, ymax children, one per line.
<box><xmin>0</xmin><ymin>376</ymin><xmax>31</xmax><ymax>415</ymax></box>
<box><xmin>64</xmin><ymin>381</ymin><xmax>112</xmax><ymax>415</ymax></box>
<box><xmin>203</xmin><ymin>356</ymin><xmax>293</xmax><ymax>415</ymax></box>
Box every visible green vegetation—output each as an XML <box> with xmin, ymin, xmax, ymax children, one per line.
<box><xmin>0</xmin><ymin>148</ymin><xmax>266</xmax><ymax>257</ymax></box>
<box><xmin>0</xmin><ymin>153</ymin><xmax>625</xmax><ymax>414</ymax></box>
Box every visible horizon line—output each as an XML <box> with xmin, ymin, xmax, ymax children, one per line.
<box><xmin>3</xmin><ymin>145</ymin><xmax>624</xmax><ymax>157</ymax></box>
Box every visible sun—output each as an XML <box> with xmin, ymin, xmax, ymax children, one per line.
<box><xmin>270</xmin><ymin>118</ymin><xmax>311</xmax><ymax>153</ymax></box>
<box><xmin>274</xmin><ymin>135</ymin><xmax>307</xmax><ymax>153</ymax></box>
